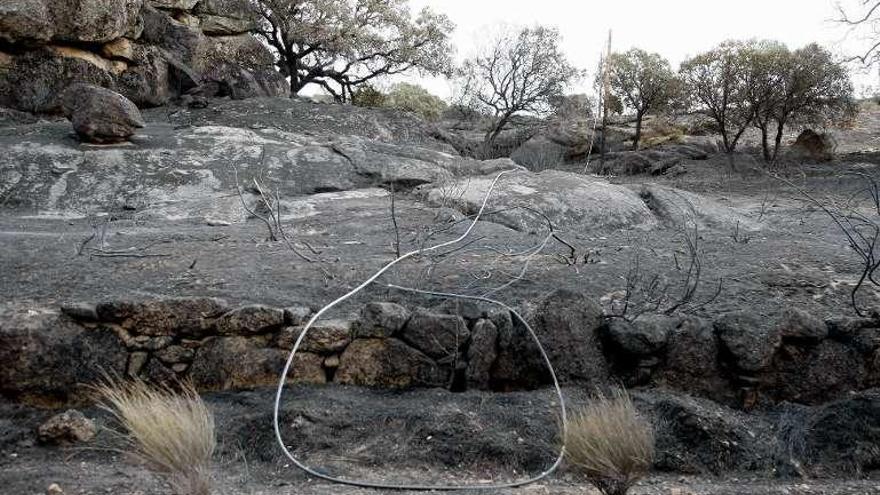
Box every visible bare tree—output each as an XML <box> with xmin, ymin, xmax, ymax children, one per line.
<box><xmin>250</xmin><ymin>0</ymin><xmax>454</xmax><ymax>101</ymax></box>
<box><xmin>835</xmin><ymin>0</ymin><xmax>880</xmax><ymax>65</ymax></box>
<box><xmin>457</xmin><ymin>25</ymin><xmax>581</xmax><ymax>147</ymax></box>
<box><xmin>606</xmin><ymin>49</ymin><xmax>680</xmax><ymax>150</ymax></box>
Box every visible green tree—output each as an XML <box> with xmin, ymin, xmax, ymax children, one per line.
<box><xmin>754</xmin><ymin>43</ymin><xmax>855</xmax><ymax>161</ymax></box>
<box><xmin>606</xmin><ymin>49</ymin><xmax>679</xmax><ymax>150</ymax></box>
<box><xmin>679</xmin><ymin>41</ymin><xmax>754</xmax><ymax>153</ymax></box>
<box><xmin>384</xmin><ymin>82</ymin><xmax>447</xmax><ymax>120</ymax></box>
<box><xmin>350</xmin><ymin>84</ymin><xmax>387</xmax><ymax>108</ymax></box>
<box><xmin>250</xmin><ymin>0</ymin><xmax>454</xmax><ymax>101</ymax></box>
<box><xmin>740</xmin><ymin>40</ymin><xmax>790</xmax><ymax>161</ymax></box>
<box><xmin>458</xmin><ymin>25</ymin><xmax>581</xmax><ymax>146</ymax></box>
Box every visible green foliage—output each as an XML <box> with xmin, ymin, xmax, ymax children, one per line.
<box><xmin>384</xmin><ymin>82</ymin><xmax>447</xmax><ymax>121</ymax></box>
<box><xmin>351</xmin><ymin>85</ymin><xmax>387</xmax><ymax>108</ymax></box>
<box><xmin>252</xmin><ymin>0</ymin><xmax>454</xmax><ymax>101</ymax></box>
<box><xmin>679</xmin><ymin>40</ymin><xmax>855</xmax><ymax>158</ymax></box>
<box><xmin>604</xmin><ymin>48</ymin><xmax>680</xmax><ymax>149</ymax></box>
<box><xmin>679</xmin><ymin>40</ymin><xmax>755</xmax><ymax>153</ymax></box>
<box><xmin>607</xmin><ymin>49</ymin><xmax>679</xmax><ymax>117</ymax></box>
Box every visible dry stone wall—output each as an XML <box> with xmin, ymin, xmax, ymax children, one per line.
<box><xmin>4</xmin><ymin>290</ymin><xmax>880</xmax><ymax>409</ymax></box>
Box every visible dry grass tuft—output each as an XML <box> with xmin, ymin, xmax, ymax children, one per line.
<box><xmin>565</xmin><ymin>388</ymin><xmax>655</xmax><ymax>495</ymax></box>
<box><xmin>94</xmin><ymin>379</ymin><xmax>215</xmax><ymax>495</ymax></box>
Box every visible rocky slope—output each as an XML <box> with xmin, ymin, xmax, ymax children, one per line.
<box><xmin>5</xmin><ymin>94</ymin><xmax>880</xmax><ymax>493</ymax></box>
<box><xmin>0</xmin><ymin>0</ymin><xmax>286</xmax><ymax>113</ymax></box>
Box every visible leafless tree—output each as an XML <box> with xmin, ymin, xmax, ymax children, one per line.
<box><xmin>771</xmin><ymin>170</ymin><xmax>880</xmax><ymax>317</ymax></box>
<box><xmin>250</xmin><ymin>0</ymin><xmax>454</xmax><ymax>100</ymax></box>
<box><xmin>835</xmin><ymin>1</ymin><xmax>880</xmax><ymax>65</ymax></box>
<box><xmin>457</xmin><ymin>25</ymin><xmax>581</xmax><ymax>147</ymax></box>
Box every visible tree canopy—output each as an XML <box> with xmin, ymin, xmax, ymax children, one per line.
<box><xmin>607</xmin><ymin>48</ymin><xmax>679</xmax><ymax>150</ymax></box>
<box><xmin>250</xmin><ymin>0</ymin><xmax>454</xmax><ymax>101</ymax></box>
<box><xmin>680</xmin><ymin>40</ymin><xmax>854</xmax><ymax>159</ymax></box>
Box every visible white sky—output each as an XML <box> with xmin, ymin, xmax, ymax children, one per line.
<box><xmin>385</xmin><ymin>0</ymin><xmax>880</xmax><ymax>100</ymax></box>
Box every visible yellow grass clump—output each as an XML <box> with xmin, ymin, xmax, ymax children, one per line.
<box><xmin>94</xmin><ymin>379</ymin><xmax>215</xmax><ymax>495</ymax></box>
<box><xmin>564</xmin><ymin>388</ymin><xmax>655</xmax><ymax>495</ymax></box>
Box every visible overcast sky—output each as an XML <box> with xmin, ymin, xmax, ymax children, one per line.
<box><xmin>386</xmin><ymin>0</ymin><xmax>879</xmax><ymax>99</ymax></box>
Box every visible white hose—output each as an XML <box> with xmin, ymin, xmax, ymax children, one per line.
<box><xmin>272</xmin><ymin>170</ymin><xmax>568</xmax><ymax>490</ymax></box>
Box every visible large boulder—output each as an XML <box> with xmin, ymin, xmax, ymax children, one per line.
<box><xmin>335</xmin><ymin>338</ymin><xmax>446</xmax><ymax>389</ymax></box>
<box><xmin>465</xmin><ymin>318</ymin><xmax>498</xmax><ymax>390</ymax></box>
<box><xmin>61</xmin><ymin>84</ymin><xmax>146</xmax><ymax>143</ymax></box>
<box><xmin>115</xmin><ymin>44</ymin><xmax>173</xmax><ymax>107</ymax></box>
<box><xmin>768</xmin><ymin>340</ymin><xmax>867</xmax><ymax>404</ymax></box>
<box><xmin>0</xmin><ymin>48</ymin><xmax>119</xmax><ymax>113</ymax></box>
<box><xmin>53</xmin><ymin>0</ymin><xmax>144</xmax><ymax>43</ymax></box>
<box><xmin>141</xmin><ymin>4</ymin><xmax>206</xmax><ymax>69</ymax></box>
<box><xmin>399</xmin><ymin>308</ymin><xmax>470</xmax><ymax>360</ymax></box>
<box><xmin>493</xmin><ymin>290</ymin><xmax>609</xmax><ymax>390</ymax></box>
<box><xmin>636</xmin><ymin>184</ymin><xmax>758</xmax><ymax>232</ymax></box>
<box><xmin>0</xmin><ymin>305</ymin><xmax>128</xmax><ymax>406</ymax></box>
<box><xmin>803</xmin><ymin>390</ymin><xmax>880</xmax><ymax>475</ymax></box>
<box><xmin>777</xmin><ymin>308</ymin><xmax>829</xmax><ymax>342</ymax></box>
<box><xmin>714</xmin><ymin>311</ymin><xmax>783</xmax><ymax>373</ymax></box>
<box><xmin>418</xmin><ymin>170</ymin><xmax>657</xmax><ymax>234</ymax></box>
<box><xmin>791</xmin><ymin>129</ymin><xmax>837</xmax><ymax>162</ymax></box>
<box><xmin>354</xmin><ymin>302</ymin><xmax>411</xmax><ymax>339</ymax></box>
<box><xmin>190</xmin><ymin>336</ymin><xmax>325</xmax><ymax>390</ymax></box>
<box><xmin>656</xmin><ymin>316</ymin><xmax>730</xmax><ymax>401</ymax></box>
<box><xmin>214</xmin><ymin>304</ymin><xmax>285</xmax><ymax>335</ymax></box>
<box><xmin>94</xmin><ymin>297</ymin><xmax>228</xmax><ymax>337</ymax></box>
<box><xmin>636</xmin><ymin>391</ymin><xmax>776</xmax><ymax>474</ymax></box>
<box><xmin>201</xmin><ymin>62</ymin><xmax>288</xmax><ymax>99</ymax></box>
<box><xmin>0</xmin><ymin>0</ymin><xmax>54</xmax><ymax>43</ymax></box>
<box><xmin>1</xmin><ymin>0</ymin><xmax>143</xmax><ymax>44</ymax></box>
<box><xmin>331</xmin><ymin>138</ymin><xmax>455</xmax><ymax>188</ymax></box>
<box><xmin>604</xmin><ymin>315</ymin><xmax>675</xmax><ymax>356</ymax></box>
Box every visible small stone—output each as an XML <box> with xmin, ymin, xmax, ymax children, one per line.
<box><xmin>100</xmin><ymin>38</ymin><xmax>134</xmax><ymax>61</ymax></box>
<box><xmin>466</xmin><ymin>319</ymin><xmax>498</xmax><ymax>390</ymax></box>
<box><xmin>438</xmin><ymin>300</ymin><xmax>485</xmax><ymax>321</ymax></box>
<box><xmin>60</xmin><ymin>303</ymin><xmax>98</xmax><ymax>321</ymax></box>
<box><xmin>284</xmin><ymin>305</ymin><xmax>313</xmax><ymax>326</ymax></box>
<box><xmin>46</xmin><ymin>484</ymin><xmax>63</xmax><ymax>495</ymax></box>
<box><xmin>131</xmin><ymin>335</ymin><xmax>174</xmax><ymax>351</ymax></box>
<box><xmin>276</xmin><ymin>320</ymin><xmax>352</xmax><ymax>354</ymax></box>
<box><xmin>355</xmin><ymin>302</ymin><xmax>410</xmax><ymax>338</ymax></box>
<box><xmin>324</xmin><ymin>355</ymin><xmax>340</xmax><ymax>369</ymax></box>
<box><xmin>605</xmin><ymin>315</ymin><xmax>675</xmax><ymax>356</ymax></box>
<box><xmin>155</xmin><ymin>345</ymin><xmax>195</xmax><ymax>364</ymax></box>
<box><xmin>127</xmin><ymin>352</ymin><xmax>149</xmax><ymax>377</ymax></box>
<box><xmin>37</xmin><ymin>410</ymin><xmax>96</xmax><ymax>445</ymax></box>
<box><xmin>778</xmin><ymin>309</ymin><xmax>828</xmax><ymax>342</ymax></box>
<box><xmin>171</xmin><ymin>363</ymin><xmax>189</xmax><ymax>373</ymax></box>
<box><xmin>215</xmin><ymin>305</ymin><xmax>285</xmax><ymax>335</ymax></box>
<box><xmin>180</xmin><ymin>339</ymin><xmax>203</xmax><ymax>349</ymax></box>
